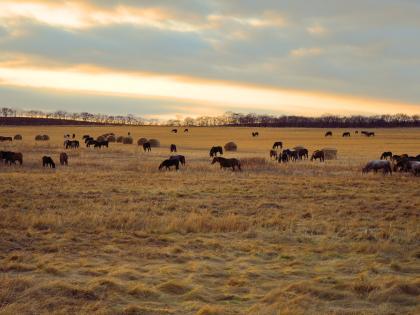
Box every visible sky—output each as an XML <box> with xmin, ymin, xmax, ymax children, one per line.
<box><xmin>0</xmin><ymin>0</ymin><xmax>419</xmax><ymax>119</ymax></box>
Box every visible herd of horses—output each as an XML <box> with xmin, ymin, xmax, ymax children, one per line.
<box><xmin>325</xmin><ymin>130</ymin><xmax>375</xmax><ymax>137</ymax></box>
<box><xmin>0</xmin><ymin>129</ymin><xmax>419</xmax><ymax>176</ymax></box>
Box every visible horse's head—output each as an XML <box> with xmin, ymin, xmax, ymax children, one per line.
<box><xmin>158</xmin><ymin>162</ymin><xmax>165</xmax><ymax>170</ymax></box>
<box><xmin>211</xmin><ymin>157</ymin><xmax>219</xmax><ymax>164</ymax></box>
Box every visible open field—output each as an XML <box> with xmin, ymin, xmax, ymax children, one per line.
<box><xmin>0</xmin><ymin>126</ymin><xmax>419</xmax><ymax>315</ymax></box>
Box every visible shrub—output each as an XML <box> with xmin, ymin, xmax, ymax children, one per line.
<box><xmin>322</xmin><ymin>148</ymin><xmax>338</xmax><ymax>160</ymax></box>
<box><xmin>35</xmin><ymin>135</ymin><xmax>49</xmax><ymax>141</ymax></box>
<box><xmin>14</xmin><ymin>134</ymin><xmax>22</xmax><ymax>140</ymax></box>
<box><xmin>149</xmin><ymin>139</ymin><xmax>160</xmax><ymax>147</ymax></box>
<box><xmin>224</xmin><ymin>142</ymin><xmax>237</xmax><ymax>151</ymax></box>
<box><xmin>116</xmin><ymin>136</ymin><xmax>124</xmax><ymax>143</ymax></box>
<box><xmin>137</xmin><ymin>138</ymin><xmax>148</xmax><ymax>146</ymax></box>
<box><xmin>123</xmin><ymin>137</ymin><xmax>133</xmax><ymax>144</ymax></box>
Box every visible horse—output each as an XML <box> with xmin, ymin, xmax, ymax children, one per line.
<box><xmin>94</xmin><ymin>140</ymin><xmax>108</xmax><ymax>148</ymax></box>
<box><xmin>209</xmin><ymin>146</ymin><xmax>223</xmax><ymax>157</ymax></box>
<box><xmin>310</xmin><ymin>150</ymin><xmax>325</xmax><ymax>162</ymax></box>
<box><xmin>2</xmin><ymin>151</ymin><xmax>23</xmax><ymax>165</ymax></box>
<box><xmin>82</xmin><ymin>135</ymin><xmax>90</xmax><ymax>140</ymax></box>
<box><xmin>171</xmin><ymin>129</ymin><xmax>178</xmax><ymax>133</ymax></box>
<box><xmin>290</xmin><ymin>150</ymin><xmax>299</xmax><ymax>161</ymax></box>
<box><xmin>143</xmin><ymin>142</ymin><xmax>151</xmax><ymax>152</ymax></box>
<box><xmin>393</xmin><ymin>157</ymin><xmax>417</xmax><ymax>172</ymax></box>
<box><xmin>65</xmin><ymin>140</ymin><xmax>79</xmax><ymax>149</ymax></box>
<box><xmin>159</xmin><ymin>159</ymin><xmax>179</xmax><ymax>171</ymax></box>
<box><xmin>342</xmin><ymin>132</ymin><xmax>351</xmax><ymax>137</ymax></box>
<box><xmin>362</xmin><ymin>131</ymin><xmax>375</xmax><ymax>137</ymax></box>
<box><xmin>272</xmin><ymin>141</ymin><xmax>283</xmax><ymax>149</ymax></box>
<box><xmin>86</xmin><ymin>139</ymin><xmax>97</xmax><ymax>147</ymax></box>
<box><xmin>252</xmin><ymin>132</ymin><xmax>259</xmax><ymax>137</ymax></box>
<box><xmin>362</xmin><ymin>160</ymin><xmax>392</xmax><ymax>174</ymax></box>
<box><xmin>170</xmin><ymin>155</ymin><xmax>186</xmax><ymax>166</ymax></box>
<box><xmin>325</xmin><ymin>131</ymin><xmax>332</xmax><ymax>137</ymax></box>
<box><xmin>42</xmin><ymin>156</ymin><xmax>55</xmax><ymax>168</ymax></box>
<box><xmin>211</xmin><ymin>157</ymin><xmax>241</xmax><ymax>171</ymax></box>
<box><xmin>355</xmin><ymin>131</ymin><xmax>359</xmax><ymax>134</ymax></box>
<box><xmin>392</xmin><ymin>155</ymin><xmax>402</xmax><ymax>163</ymax></box>
<box><xmin>269</xmin><ymin>150</ymin><xmax>277</xmax><ymax>160</ymax></box>
<box><xmin>60</xmin><ymin>152</ymin><xmax>68</xmax><ymax>165</ymax></box>
<box><xmin>380</xmin><ymin>151</ymin><xmax>392</xmax><ymax>160</ymax></box>
<box><xmin>72</xmin><ymin>133</ymin><xmax>76</xmax><ymax>139</ymax></box>
<box><xmin>0</xmin><ymin>136</ymin><xmax>12</xmax><ymax>142</ymax></box>
<box><xmin>170</xmin><ymin>144</ymin><xmax>177</xmax><ymax>153</ymax></box>
<box><xmin>184</xmin><ymin>128</ymin><xmax>189</xmax><ymax>133</ymax></box>
<box><xmin>297</xmin><ymin>148</ymin><xmax>309</xmax><ymax>160</ymax></box>
<box><xmin>410</xmin><ymin>161</ymin><xmax>420</xmax><ymax>176</ymax></box>
<box><xmin>278</xmin><ymin>151</ymin><xmax>289</xmax><ymax>163</ymax></box>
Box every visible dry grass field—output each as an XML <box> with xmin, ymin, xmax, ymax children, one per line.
<box><xmin>0</xmin><ymin>126</ymin><xmax>419</xmax><ymax>315</ymax></box>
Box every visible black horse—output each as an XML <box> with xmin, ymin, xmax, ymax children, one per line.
<box><xmin>325</xmin><ymin>131</ymin><xmax>332</xmax><ymax>137</ymax></box>
<box><xmin>310</xmin><ymin>150</ymin><xmax>325</xmax><ymax>162</ymax></box>
<box><xmin>1</xmin><ymin>151</ymin><xmax>23</xmax><ymax>165</ymax></box>
<box><xmin>297</xmin><ymin>148</ymin><xmax>309</xmax><ymax>160</ymax></box>
<box><xmin>170</xmin><ymin>155</ymin><xmax>186</xmax><ymax>166</ymax></box>
<box><xmin>209</xmin><ymin>146</ymin><xmax>223</xmax><ymax>157</ymax></box>
<box><xmin>170</xmin><ymin>144</ymin><xmax>177</xmax><ymax>152</ymax></box>
<box><xmin>94</xmin><ymin>140</ymin><xmax>108</xmax><ymax>148</ymax></box>
<box><xmin>278</xmin><ymin>151</ymin><xmax>289</xmax><ymax>163</ymax></box>
<box><xmin>211</xmin><ymin>157</ymin><xmax>241</xmax><ymax>171</ymax></box>
<box><xmin>290</xmin><ymin>150</ymin><xmax>299</xmax><ymax>161</ymax></box>
<box><xmin>86</xmin><ymin>139</ymin><xmax>97</xmax><ymax>147</ymax></box>
<box><xmin>342</xmin><ymin>132</ymin><xmax>351</xmax><ymax>137</ymax></box>
<box><xmin>272</xmin><ymin>141</ymin><xmax>283</xmax><ymax>149</ymax></box>
<box><xmin>42</xmin><ymin>156</ymin><xmax>55</xmax><ymax>168</ymax></box>
<box><xmin>159</xmin><ymin>159</ymin><xmax>179</xmax><ymax>171</ymax></box>
<box><xmin>65</xmin><ymin>140</ymin><xmax>79</xmax><ymax>149</ymax></box>
<box><xmin>83</xmin><ymin>135</ymin><xmax>90</xmax><ymax>140</ymax></box>
<box><xmin>171</xmin><ymin>129</ymin><xmax>178</xmax><ymax>133</ymax></box>
<box><xmin>184</xmin><ymin>128</ymin><xmax>189</xmax><ymax>133</ymax></box>
<box><xmin>380</xmin><ymin>151</ymin><xmax>392</xmax><ymax>160</ymax></box>
<box><xmin>143</xmin><ymin>142</ymin><xmax>151</xmax><ymax>152</ymax></box>
<box><xmin>252</xmin><ymin>132</ymin><xmax>259</xmax><ymax>137</ymax></box>
<box><xmin>60</xmin><ymin>152</ymin><xmax>68</xmax><ymax>165</ymax></box>
<box><xmin>394</xmin><ymin>157</ymin><xmax>417</xmax><ymax>172</ymax></box>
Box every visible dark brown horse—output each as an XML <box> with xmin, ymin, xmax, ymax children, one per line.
<box><xmin>0</xmin><ymin>136</ymin><xmax>12</xmax><ymax>142</ymax></box>
<box><xmin>269</xmin><ymin>150</ymin><xmax>277</xmax><ymax>160</ymax></box>
<box><xmin>170</xmin><ymin>155</ymin><xmax>186</xmax><ymax>166</ymax></box>
<box><xmin>272</xmin><ymin>141</ymin><xmax>283</xmax><ymax>149</ymax></box>
<box><xmin>159</xmin><ymin>159</ymin><xmax>179</xmax><ymax>171</ymax></box>
<box><xmin>94</xmin><ymin>140</ymin><xmax>108</xmax><ymax>148</ymax></box>
<box><xmin>310</xmin><ymin>150</ymin><xmax>324</xmax><ymax>162</ymax></box>
<box><xmin>325</xmin><ymin>131</ymin><xmax>332</xmax><ymax>137</ymax></box>
<box><xmin>143</xmin><ymin>142</ymin><xmax>151</xmax><ymax>152</ymax></box>
<box><xmin>380</xmin><ymin>151</ymin><xmax>392</xmax><ymax>160</ymax></box>
<box><xmin>209</xmin><ymin>146</ymin><xmax>223</xmax><ymax>157</ymax></box>
<box><xmin>211</xmin><ymin>157</ymin><xmax>241</xmax><ymax>171</ymax></box>
<box><xmin>60</xmin><ymin>152</ymin><xmax>68</xmax><ymax>165</ymax></box>
<box><xmin>171</xmin><ymin>129</ymin><xmax>178</xmax><ymax>133</ymax></box>
<box><xmin>342</xmin><ymin>132</ymin><xmax>351</xmax><ymax>137</ymax></box>
<box><xmin>184</xmin><ymin>128</ymin><xmax>189</xmax><ymax>133</ymax></box>
<box><xmin>252</xmin><ymin>132</ymin><xmax>259</xmax><ymax>137</ymax></box>
<box><xmin>170</xmin><ymin>144</ymin><xmax>177</xmax><ymax>152</ymax></box>
<box><xmin>1</xmin><ymin>151</ymin><xmax>23</xmax><ymax>165</ymax></box>
<box><xmin>42</xmin><ymin>156</ymin><xmax>55</xmax><ymax>168</ymax></box>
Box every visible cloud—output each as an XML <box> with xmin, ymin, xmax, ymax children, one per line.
<box><xmin>290</xmin><ymin>47</ymin><xmax>323</xmax><ymax>58</ymax></box>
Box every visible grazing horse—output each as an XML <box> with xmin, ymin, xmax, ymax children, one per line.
<box><xmin>42</xmin><ymin>156</ymin><xmax>55</xmax><ymax>168</ymax></box>
<box><xmin>288</xmin><ymin>150</ymin><xmax>299</xmax><ymax>161</ymax></box>
<box><xmin>325</xmin><ymin>131</ymin><xmax>332</xmax><ymax>137</ymax></box>
<box><xmin>86</xmin><ymin>139</ymin><xmax>97</xmax><ymax>147</ymax></box>
<box><xmin>362</xmin><ymin>160</ymin><xmax>392</xmax><ymax>174</ymax></box>
<box><xmin>272</xmin><ymin>141</ymin><xmax>283</xmax><ymax>150</ymax></box>
<box><xmin>380</xmin><ymin>151</ymin><xmax>392</xmax><ymax>160</ymax></box>
<box><xmin>362</xmin><ymin>131</ymin><xmax>375</xmax><ymax>137</ymax></box>
<box><xmin>60</xmin><ymin>152</ymin><xmax>68</xmax><ymax>165</ymax></box>
<box><xmin>410</xmin><ymin>161</ymin><xmax>420</xmax><ymax>176</ymax></box>
<box><xmin>393</xmin><ymin>157</ymin><xmax>417</xmax><ymax>172</ymax></box>
<box><xmin>209</xmin><ymin>146</ymin><xmax>223</xmax><ymax>157</ymax></box>
<box><xmin>342</xmin><ymin>132</ymin><xmax>351</xmax><ymax>137</ymax></box>
<box><xmin>83</xmin><ymin>135</ymin><xmax>90</xmax><ymax>140</ymax></box>
<box><xmin>211</xmin><ymin>157</ymin><xmax>241</xmax><ymax>171</ymax></box>
<box><xmin>184</xmin><ymin>128</ymin><xmax>189</xmax><ymax>133</ymax></box>
<box><xmin>171</xmin><ymin>129</ymin><xmax>178</xmax><ymax>133</ymax></box>
<box><xmin>269</xmin><ymin>150</ymin><xmax>277</xmax><ymax>160</ymax></box>
<box><xmin>170</xmin><ymin>144</ymin><xmax>177</xmax><ymax>153</ymax></box>
<box><xmin>310</xmin><ymin>150</ymin><xmax>325</xmax><ymax>162</ymax></box>
<box><xmin>143</xmin><ymin>142</ymin><xmax>151</xmax><ymax>152</ymax></box>
<box><xmin>170</xmin><ymin>155</ymin><xmax>186</xmax><ymax>166</ymax></box>
<box><xmin>2</xmin><ymin>151</ymin><xmax>23</xmax><ymax>165</ymax></box>
<box><xmin>94</xmin><ymin>140</ymin><xmax>108</xmax><ymax>148</ymax></box>
<box><xmin>297</xmin><ymin>148</ymin><xmax>309</xmax><ymax>160</ymax></box>
<box><xmin>159</xmin><ymin>159</ymin><xmax>179</xmax><ymax>171</ymax></box>
<box><xmin>0</xmin><ymin>136</ymin><xmax>12</xmax><ymax>142</ymax></box>
<box><xmin>252</xmin><ymin>132</ymin><xmax>259</xmax><ymax>137</ymax></box>
<box><xmin>65</xmin><ymin>140</ymin><xmax>79</xmax><ymax>149</ymax></box>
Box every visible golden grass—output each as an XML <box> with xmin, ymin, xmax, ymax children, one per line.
<box><xmin>0</xmin><ymin>126</ymin><xmax>419</xmax><ymax>314</ymax></box>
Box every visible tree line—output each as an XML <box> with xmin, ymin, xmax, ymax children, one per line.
<box><xmin>1</xmin><ymin>107</ymin><xmax>419</xmax><ymax>128</ymax></box>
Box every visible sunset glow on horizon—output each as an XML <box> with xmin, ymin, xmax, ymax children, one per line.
<box><xmin>0</xmin><ymin>0</ymin><xmax>419</xmax><ymax>118</ymax></box>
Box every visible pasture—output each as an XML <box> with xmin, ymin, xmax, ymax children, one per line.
<box><xmin>0</xmin><ymin>126</ymin><xmax>419</xmax><ymax>315</ymax></box>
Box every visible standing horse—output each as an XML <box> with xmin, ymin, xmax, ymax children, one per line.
<box><xmin>310</xmin><ymin>150</ymin><xmax>325</xmax><ymax>162</ymax></box>
<box><xmin>184</xmin><ymin>129</ymin><xmax>189</xmax><ymax>133</ymax></box>
<box><xmin>269</xmin><ymin>150</ymin><xmax>277</xmax><ymax>160</ymax></box>
<box><xmin>252</xmin><ymin>132</ymin><xmax>259</xmax><ymax>137</ymax></box>
<box><xmin>143</xmin><ymin>142</ymin><xmax>152</xmax><ymax>152</ymax></box>
<box><xmin>42</xmin><ymin>156</ymin><xmax>55</xmax><ymax>168</ymax></box>
<box><xmin>209</xmin><ymin>146</ymin><xmax>223</xmax><ymax>157</ymax></box>
<box><xmin>272</xmin><ymin>141</ymin><xmax>283</xmax><ymax>149</ymax></box>
<box><xmin>380</xmin><ymin>151</ymin><xmax>392</xmax><ymax>160</ymax></box>
<box><xmin>325</xmin><ymin>131</ymin><xmax>332</xmax><ymax>137</ymax></box>
<box><xmin>297</xmin><ymin>148</ymin><xmax>309</xmax><ymax>160</ymax></box>
<box><xmin>211</xmin><ymin>157</ymin><xmax>241</xmax><ymax>171</ymax></box>
<box><xmin>278</xmin><ymin>151</ymin><xmax>289</xmax><ymax>163</ymax></box>
<box><xmin>170</xmin><ymin>155</ymin><xmax>186</xmax><ymax>166</ymax></box>
<box><xmin>60</xmin><ymin>152</ymin><xmax>68</xmax><ymax>165</ymax></box>
<box><xmin>170</xmin><ymin>144</ymin><xmax>177</xmax><ymax>152</ymax></box>
<box><xmin>342</xmin><ymin>132</ymin><xmax>351</xmax><ymax>137</ymax></box>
